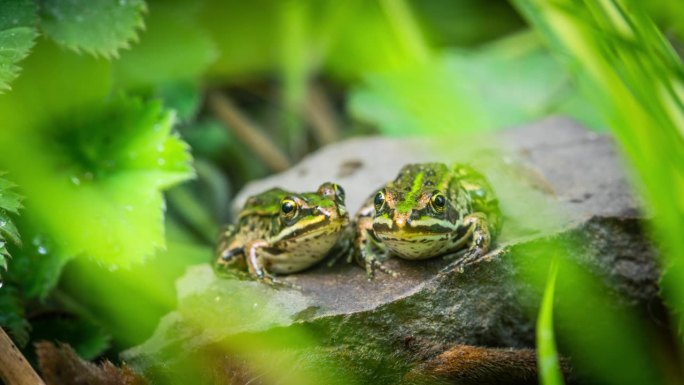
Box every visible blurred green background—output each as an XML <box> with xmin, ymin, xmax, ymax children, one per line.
<box><xmin>0</xmin><ymin>0</ymin><xmax>682</xmax><ymax>384</ymax></box>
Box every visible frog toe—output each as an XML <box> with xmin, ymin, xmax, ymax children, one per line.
<box><xmin>256</xmin><ymin>273</ymin><xmax>301</xmax><ymax>290</ymax></box>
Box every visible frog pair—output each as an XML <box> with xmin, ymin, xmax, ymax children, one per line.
<box><xmin>214</xmin><ymin>162</ymin><xmax>501</xmax><ymax>286</ymax></box>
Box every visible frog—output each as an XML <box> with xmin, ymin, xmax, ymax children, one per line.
<box><xmin>354</xmin><ymin>162</ymin><xmax>501</xmax><ymax>279</ymax></box>
<box><xmin>215</xmin><ymin>182</ymin><xmax>350</xmax><ymax>286</ymax></box>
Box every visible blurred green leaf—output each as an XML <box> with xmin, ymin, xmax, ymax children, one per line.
<box><xmin>410</xmin><ymin>0</ymin><xmax>524</xmax><ymax>47</ymax></box>
<box><xmin>537</xmin><ymin>258</ymin><xmax>564</xmax><ymax>385</ymax></box>
<box><xmin>0</xmin><ymin>41</ymin><xmax>194</xmax><ymax>268</ymax></box>
<box><xmin>0</xmin><ymin>286</ymin><xmax>30</xmax><ymax>346</ymax></box>
<box><xmin>514</xmin><ymin>0</ymin><xmax>684</xmax><ymax>339</ymax></box>
<box><xmin>154</xmin><ymin>81</ymin><xmax>202</xmax><ymax>124</ymax></box>
<box><xmin>0</xmin><ymin>40</ymin><xmax>111</xmax><ymax>132</ymax></box>
<box><xmin>350</xmin><ymin>34</ymin><xmax>595</xmax><ymax>135</ymax></box>
<box><xmin>39</xmin><ymin>0</ymin><xmax>146</xmax><ymax>58</ymax></box>
<box><xmin>113</xmin><ymin>0</ymin><xmax>216</xmax><ymax>89</ymax></box>
<box><xmin>60</xmin><ymin>239</ymin><xmax>211</xmax><ymax>347</ymax></box>
<box><xmin>24</xmin><ymin>96</ymin><xmax>193</xmax><ymax>266</ymax></box>
<box><xmin>4</xmin><ymin>219</ymin><xmax>72</xmax><ymax>299</ymax></box>
<box><xmin>0</xmin><ymin>0</ymin><xmax>38</xmax><ymax>92</ymax></box>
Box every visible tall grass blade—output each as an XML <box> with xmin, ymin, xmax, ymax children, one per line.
<box><xmin>537</xmin><ymin>257</ymin><xmax>564</xmax><ymax>385</ymax></box>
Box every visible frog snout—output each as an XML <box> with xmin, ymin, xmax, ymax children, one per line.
<box><xmin>392</xmin><ymin>213</ymin><xmax>412</xmax><ymax>228</ymax></box>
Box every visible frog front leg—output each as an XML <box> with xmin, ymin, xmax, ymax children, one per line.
<box><xmin>244</xmin><ymin>240</ymin><xmax>298</xmax><ymax>288</ymax></box>
<box><xmin>450</xmin><ymin>212</ymin><xmax>495</xmax><ymax>272</ymax></box>
<box><xmin>354</xmin><ymin>214</ymin><xmax>396</xmax><ymax>280</ymax></box>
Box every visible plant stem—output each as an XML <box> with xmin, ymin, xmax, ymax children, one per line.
<box><xmin>0</xmin><ymin>328</ymin><xmax>45</xmax><ymax>385</ymax></box>
<box><xmin>208</xmin><ymin>91</ymin><xmax>291</xmax><ymax>172</ymax></box>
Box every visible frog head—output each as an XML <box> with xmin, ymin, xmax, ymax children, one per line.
<box><xmin>270</xmin><ymin>182</ymin><xmax>349</xmax><ymax>251</ymax></box>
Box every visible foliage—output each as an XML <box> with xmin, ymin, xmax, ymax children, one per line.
<box><xmin>0</xmin><ymin>0</ymin><xmax>37</xmax><ymax>92</ymax></box>
<box><xmin>39</xmin><ymin>0</ymin><xmax>146</xmax><ymax>58</ymax></box>
<box><xmin>0</xmin><ymin>0</ymin><xmax>681</xmax><ymax>384</ymax></box>
<box><xmin>536</xmin><ymin>258</ymin><xmax>564</xmax><ymax>385</ymax></box>
<box><xmin>350</xmin><ymin>33</ymin><xmax>601</xmax><ymax>135</ymax></box>
<box><xmin>512</xmin><ymin>0</ymin><xmax>684</xmax><ymax>384</ymax></box>
<box><xmin>0</xmin><ymin>176</ymin><xmax>22</xmax><ymax>272</ymax></box>
<box><xmin>513</xmin><ymin>0</ymin><xmax>684</xmax><ymax>341</ymax></box>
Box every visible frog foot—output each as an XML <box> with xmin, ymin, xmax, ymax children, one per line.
<box><xmin>445</xmin><ymin>246</ymin><xmax>507</xmax><ymax>274</ymax></box>
<box><xmin>255</xmin><ymin>272</ymin><xmax>302</xmax><ymax>290</ymax></box>
<box><xmin>364</xmin><ymin>256</ymin><xmax>398</xmax><ymax>280</ymax></box>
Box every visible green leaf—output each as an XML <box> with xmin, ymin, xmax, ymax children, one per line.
<box><xmin>0</xmin><ymin>286</ymin><xmax>30</xmax><ymax>346</ymax></box>
<box><xmin>349</xmin><ymin>33</ymin><xmax>598</xmax><ymax>135</ymax></box>
<box><xmin>0</xmin><ymin>176</ymin><xmax>22</xmax><ymax>273</ymax></box>
<box><xmin>39</xmin><ymin>0</ymin><xmax>146</xmax><ymax>58</ymax></box>
<box><xmin>0</xmin><ymin>40</ymin><xmax>112</xmax><ymax>134</ymax></box>
<box><xmin>0</xmin><ymin>0</ymin><xmax>38</xmax><ymax>92</ymax></box>
<box><xmin>154</xmin><ymin>81</ymin><xmax>202</xmax><ymax>123</ymax></box>
<box><xmin>17</xmin><ymin>96</ymin><xmax>194</xmax><ymax>267</ymax></box>
<box><xmin>113</xmin><ymin>0</ymin><xmax>216</xmax><ymax>89</ymax></box>
<box><xmin>537</xmin><ymin>258</ymin><xmax>564</xmax><ymax>385</ymax></box>
<box><xmin>6</xmin><ymin>223</ymin><xmax>72</xmax><ymax>299</ymax></box>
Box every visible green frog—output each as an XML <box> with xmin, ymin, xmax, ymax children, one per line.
<box><xmin>354</xmin><ymin>163</ymin><xmax>501</xmax><ymax>279</ymax></box>
<box><xmin>215</xmin><ymin>182</ymin><xmax>350</xmax><ymax>286</ymax></box>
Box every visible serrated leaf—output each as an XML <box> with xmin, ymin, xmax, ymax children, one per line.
<box><xmin>0</xmin><ymin>176</ymin><xmax>22</xmax><ymax>275</ymax></box>
<box><xmin>0</xmin><ymin>39</ymin><xmax>191</xmax><ymax>271</ymax></box>
<box><xmin>0</xmin><ymin>0</ymin><xmax>38</xmax><ymax>91</ymax></box>
<box><xmin>5</xmin><ymin>223</ymin><xmax>72</xmax><ymax>299</ymax></box>
<box><xmin>10</xmin><ymin>96</ymin><xmax>194</xmax><ymax>267</ymax></box>
<box><xmin>39</xmin><ymin>0</ymin><xmax>146</xmax><ymax>58</ymax></box>
<box><xmin>113</xmin><ymin>0</ymin><xmax>217</xmax><ymax>89</ymax></box>
<box><xmin>0</xmin><ymin>286</ymin><xmax>30</xmax><ymax>346</ymax></box>
<box><xmin>0</xmin><ymin>176</ymin><xmax>22</xmax><ymax>214</ymax></box>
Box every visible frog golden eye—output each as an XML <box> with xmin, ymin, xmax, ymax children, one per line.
<box><xmin>430</xmin><ymin>192</ymin><xmax>446</xmax><ymax>212</ymax></box>
<box><xmin>374</xmin><ymin>190</ymin><xmax>385</xmax><ymax>211</ymax></box>
<box><xmin>280</xmin><ymin>198</ymin><xmax>297</xmax><ymax>217</ymax></box>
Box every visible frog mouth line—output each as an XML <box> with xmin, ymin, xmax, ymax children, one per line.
<box><xmin>373</xmin><ymin>223</ymin><xmax>469</xmax><ymax>241</ymax></box>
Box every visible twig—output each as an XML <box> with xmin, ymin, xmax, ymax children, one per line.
<box><xmin>305</xmin><ymin>83</ymin><xmax>341</xmax><ymax>145</ymax></box>
<box><xmin>0</xmin><ymin>328</ymin><xmax>45</xmax><ymax>385</ymax></box>
<box><xmin>208</xmin><ymin>92</ymin><xmax>291</xmax><ymax>172</ymax></box>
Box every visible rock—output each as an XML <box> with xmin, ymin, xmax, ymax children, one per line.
<box><xmin>122</xmin><ymin>117</ymin><xmax>662</xmax><ymax>385</ymax></box>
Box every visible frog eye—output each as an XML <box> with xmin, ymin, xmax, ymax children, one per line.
<box><xmin>430</xmin><ymin>192</ymin><xmax>446</xmax><ymax>212</ymax></box>
<box><xmin>374</xmin><ymin>190</ymin><xmax>385</xmax><ymax>211</ymax></box>
<box><xmin>332</xmin><ymin>184</ymin><xmax>345</xmax><ymax>201</ymax></box>
<box><xmin>318</xmin><ymin>182</ymin><xmax>345</xmax><ymax>202</ymax></box>
<box><xmin>280</xmin><ymin>198</ymin><xmax>298</xmax><ymax>218</ymax></box>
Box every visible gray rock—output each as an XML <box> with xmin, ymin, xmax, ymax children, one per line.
<box><xmin>123</xmin><ymin>117</ymin><xmax>662</xmax><ymax>384</ymax></box>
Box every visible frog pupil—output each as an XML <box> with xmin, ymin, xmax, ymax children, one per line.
<box><xmin>433</xmin><ymin>194</ymin><xmax>445</xmax><ymax>207</ymax></box>
<box><xmin>374</xmin><ymin>191</ymin><xmax>384</xmax><ymax>207</ymax></box>
<box><xmin>282</xmin><ymin>201</ymin><xmax>295</xmax><ymax>214</ymax></box>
